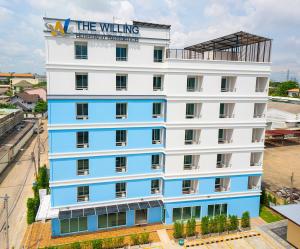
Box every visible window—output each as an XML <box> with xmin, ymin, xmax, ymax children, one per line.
<box><xmin>116</xmin><ymin>103</ymin><xmax>127</xmax><ymax>119</ymax></box>
<box><xmin>187</xmin><ymin>77</ymin><xmax>196</xmax><ymax>92</ymax></box>
<box><xmin>221</xmin><ymin>76</ymin><xmax>236</xmax><ymax>92</ymax></box>
<box><xmin>184</xmin><ymin>129</ymin><xmax>200</xmax><ymax>145</ymax></box>
<box><xmin>152</xmin><ymin>129</ymin><xmax>162</xmax><ymax>144</ymax></box>
<box><xmin>76</xmin><ymin>103</ymin><xmax>88</xmax><ymax>119</ymax></box>
<box><xmin>207</xmin><ymin>204</ymin><xmax>227</xmax><ymax>217</ymax></box>
<box><xmin>186</xmin><ymin>104</ymin><xmax>196</xmax><ymax>118</ymax></box>
<box><xmin>116</xmin><ymin>75</ymin><xmax>127</xmax><ymax>91</ymax></box>
<box><xmin>98</xmin><ymin>212</ymin><xmax>126</xmax><ymax>229</ymax></box>
<box><xmin>116</xmin><ymin>130</ymin><xmax>127</xmax><ymax>146</ymax></box>
<box><xmin>184</xmin><ymin>155</ymin><xmax>192</xmax><ymax>170</ymax></box>
<box><xmin>152</xmin><ymin>154</ymin><xmax>162</xmax><ymax>170</ymax></box>
<box><xmin>77</xmin><ymin>159</ymin><xmax>89</xmax><ymax>175</ymax></box>
<box><xmin>216</xmin><ymin>154</ymin><xmax>231</xmax><ymax>168</ymax></box>
<box><xmin>218</xmin><ymin>129</ymin><xmax>233</xmax><ymax>144</ymax></box>
<box><xmin>116</xmin><ymin>45</ymin><xmax>127</xmax><ymax>61</ymax></box>
<box><xmin>75</xmin><ymin>42</ymin><xmax>88</xmax><ymax>59</ymax></box>
<box><xmin>151</xmin><ymin>179</ymin><xmax>161</xmax><ymax>194</ymax></box>
<box><xmin>215</xmin><ymin>177</ymin><xmax>230</xmax><ymax>192</ymax></box>
<box><xmin>153</xmin><ymin>103</ymin><xmax>163</xmax><ymax>118</ymax></box>
<box><xmin>172</xmin><ymin>206</ymin><xmax>201</xmax><ymax>222</ymax></box>
<box><xmin>182</xmin><ymin>180</ymin><xmax>197</xmax><ymax>194</ymax></box>
<box><xmin>116</xmin><ymin>182</ymin><xmax>126</xmax><ymax>198</ymax></box>
<box><xmin>77</xmin><ymin>131</ymin><xmax>89</xmax><ymax>148</ymax></box>
<box><xmin>154</xmin><ymin>47</ymin><xmax>163</xmax><ymax>62</ymax></box>
<box><xmin>116</xmin><ymin>157</ymin><xmax>126</xmax><ymax>173</ymax></box>
<box><xmin>77</xmin><ymin>186</ymin><xmax>89</xmax><ymax>202</ymax></box>
<box><xmin>75</xmin><ymin>73</ymin><xmax>88</xmax><ymax>90</ymax></box>
<box><xmin>60</xmin><ymin>217</ymin><xmax>87</xmax><ymax>234</ymax></box>
<box><xmin>153</xmin><ymin>76</ymin><xmax>163</xmax><ymax>91</ymax></box>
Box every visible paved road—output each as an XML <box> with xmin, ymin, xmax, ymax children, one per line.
<box><xmin>0</xmin><ymin>120</ymin><xmax>48</xmax><ymax>249</ymax></box>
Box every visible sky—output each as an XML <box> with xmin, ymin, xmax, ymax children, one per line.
<box><xmin>0</xmin><ymin>0</ymin><xmax>300</xmax><ymax>81</ymax></box>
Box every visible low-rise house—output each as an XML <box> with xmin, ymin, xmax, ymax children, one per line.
<box><xmin>11</xmin><ymin>92</ymin><xmax>40</xmax><ymax>112</ymax></box>
<box><xmin>25</xmin><ymin>88</ymin><xmax>47</xmax><ymax>101</ymax></box>
<box><xmin>267</xmin><ymin>101</ymin><xmax>300</xmax><ymax>129</ymax></box>
<box><xmin>287</xmin><ymin>88</ymin><xmax>300</xmax><ymax>97</ymax></box>
<box><xmin>13</xmin><ymin>80</ymin><xmax>33</xmax><ymax>93</ymax></box>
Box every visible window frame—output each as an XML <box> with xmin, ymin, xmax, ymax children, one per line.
<box><xmin>116</xmin><ymin>182</ymin><xmax>127</xmax><ymax>198</ymax></box>
<box><xmin>97</xmin><ymin>212</ymin><xmax>127</xmax><ymax>230</ymax></box>
<box><xmin>77</xmin><ymin>159</ymin><xmax>89</xmax><ymax>176</ymax></box>
<box><xmin>77</xmin><ymin>185</ymin><xmax>89</xmax><ymax>202</ymax></box>
<box><xmin>76</xmin><ymin>103</ymin><xmax>88</xmax><ymax>119</ymax></box>
<box><xmin>116</xmin><ymin>74</ymin><xmax>128</xmax><ymax>91</ymax></box>
<box><xmin>76</xmin><ymin>131</ymin><xmax>89</xmax><ymax>148</ymax></box>
<box><xmin>151</xmin><ymin>154</ymin><xmax>162</xmax><ymax>170</ymax></box>
<box><xmin>116</xmin><ymin>103</ymin><xmax>128</xmax><ymax>119</ymax></box>
<box><xmin>116</xmin><ymin>44</ymin><xmax>128</xmax><ymax>61</ymax></box>
<box><xmin>116</xmin><ymin>130</ymin><xmax>127</xmax><ymax>146</ymax></box>
<box><xmin>75</xmin><ymin>73</ymin><xmax>88</xmax><ymax>90</ymax></box>
<box><xmin>151</xmin><ymin>179</ymin><xmax>161</xmax><ymax>194</ymax></box>
<box><xmin>172</xmin><ymin>206</ymin><xmax>201</xmax><ymax>222</ymax></box>
<box><xmin>115</xmin><ymin>156</ymin><xmax>127</xmax><ymax>173</ymax></box>
<box><xmin>152</xmin><ymin>128</ymin><xmax>162</xmax><ymax>144</ymax></box>
<box><xmin>154</xmin><ymin>47</ymin><xmax>163</xmax><ymax>62</ymax></box>
<box><xmin>75</xmin><ymin>41</ymin><xmax>88</xmax><ymax>59</ymax></box>
<box><xmin>207</xmin><ymin>204</ymin><xmax>228</xmax><ymax>217</ymax></box>
<box><xmin>153</xmin><ymin>75</ymin><xmax>163</xmax><ymax>91</ymax></box>
<box><xmin>60</xmin><ymin>217</ymin><xmax>88</xmax><ymax>234</ymax></box>
<box><xmin>152</xmin><ymin>102</ymin><xmax>163</xmax><ymax>118</ymax></box>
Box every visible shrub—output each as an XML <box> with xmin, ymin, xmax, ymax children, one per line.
<box><xmin>70</xmin><ymin>242</ymin><xmax>81</xmax><ymax>249</ymax></box>
<box><xmin>91</xmin><ymin>239</ymin><xmax>102</xmax><ymax>249</ymax></box>
<box><xmin>218</xmin><ymin>215</ymin><xmax>227</xmax><ymax>233</ymax></box>
<box><xmin>140</xmin><ymin>232</ymin><xmax>150</xmax><ymax>244</ymax></box>
<box><xmin>27</xmin><ymin>197</ymin><xmax>39</xmax><ymax>224</ymax></box>
<box><xmin>37</xmin><ymin>165</ymin><xmax>49</xmax><ymax>191</ymax></box>
<box><xmin>201</xmin><ymin>216</ymin><xmax>209</xmax><ymax>235</ymax></box>
<box><xmin>186</xmin><ymin>219</ymin><xmax>196</xmax><ymax>237</ymax></box>
<box><xmin>241</xmin><ymin>211</ymin><xmax>250</xmax><ymax>228</ymax></box>
<box><xmin>130</xmin><ymin>234</ymin><xmax>140</xmax><ymax>245</ymax></box>
<box><xmin>173</xmin><ymin>221</ymin><xmax>184</xmax><ymax>239</ymax></box>
<box><xmin>267</xmin><ymin>194</ymin><xmax>273</xmax><ymax>206</ymax></box>
<box><xmin>228</xmin><ymin>215</ymin><xmax>239</xmax><ymax>231</ymax></box>
<box><xmin>209</xmin><ymin>217</ymin><xmax>218</xmax><ymax>233</ymax></box>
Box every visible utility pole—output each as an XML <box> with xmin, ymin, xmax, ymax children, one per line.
<box><xmin>31</xmin><ymin>151</ymin><xmax>38</xmax><ymax>180</ymax></box>
<box><xmin>37</xmin><ymin>118</ymin><xmax>41</xmax><ymax>169</ymax></box>
<box><xmin>0</xmin><ymin>194</ymin><xmax>9</xmax><ymax>249</ymax></box>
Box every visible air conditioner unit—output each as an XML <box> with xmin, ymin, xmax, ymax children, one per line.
<box><xmin>121</xmin><ymin>168</ymin><xmax>126</xmax><ymax>172</ymax></box>
<box><xmin>121</xmin><ymin>192</ymin><xmax>126</xmax><ymax>197</ymax></box>
<box><xmin>154</xmin><ymin>189</ymin><xmax>160</xmax><ymax>194</ymax></box>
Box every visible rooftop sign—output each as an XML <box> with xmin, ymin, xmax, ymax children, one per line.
<box><xmin>44</xmin><ymin>18</ymin><xmax>140</xmax><ymax>42</ymax></box>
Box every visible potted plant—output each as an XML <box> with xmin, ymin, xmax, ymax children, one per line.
<box><xmin>200</xmin><ymin>216</ymin><xmax>210</xmax><ymax>238</ymax></box>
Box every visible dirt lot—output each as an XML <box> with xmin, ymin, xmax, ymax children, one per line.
<box><xmin>263</xmin><ymin>145</ymin><xmax>300</xmax><ymax>191</ymax></box>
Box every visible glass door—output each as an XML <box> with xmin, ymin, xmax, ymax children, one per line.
<box><xmin>135</xmin><ymin>209</ymin><xmax>148</xmax><ymax>225</ymax></box>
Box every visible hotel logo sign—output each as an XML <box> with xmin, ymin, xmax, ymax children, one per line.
<box><xmin>44</xmin><ymin>18</ymin><xmax>140</xmax><ymax>42</ymax></box>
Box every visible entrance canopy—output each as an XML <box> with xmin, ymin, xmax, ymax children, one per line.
<box><xmin>58</xmin><ymin>200</ymin><xmax>163</xmax><ymax>219</ymax></box>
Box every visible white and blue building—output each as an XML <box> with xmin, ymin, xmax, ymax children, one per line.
<box><xmin>44</xmin><ymin>17</ymin><xmax>272</xmax><ymax>236</ymax></box>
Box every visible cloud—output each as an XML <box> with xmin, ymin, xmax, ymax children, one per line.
<box><xmin>0</xmin><ymin>0</ymin><xmax>299</xmax><ymax>80</ymax></box>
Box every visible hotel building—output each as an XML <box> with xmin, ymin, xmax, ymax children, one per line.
<box><xmin>44</xmin><ymin>18</ymin><xmax>271</xmax><ymax>236</ymax></box>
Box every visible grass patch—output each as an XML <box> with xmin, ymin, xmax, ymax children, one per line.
<box><xmin>259</xmin><ymin>205</ymin><xmax>283</xmax><ymax>223</ymax></box>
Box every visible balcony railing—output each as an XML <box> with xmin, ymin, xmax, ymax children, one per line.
<box><xmin>216</xmin><ymin>162</ymin><xmax>231</xmax><ymax>168</ymax></box>
<box><xmin>166</xmin><ymin>49</ymin><xmax>204</xmax><ymax>60</ymax></box>
<box><xmin>253</xmin><ymin>113</ymin><xmax>265</xmax><ymax>118</ymax></box>
<box><xmin>116</xmin><ymin>191</ymin><xmax>126</xmax><ymax>198</ymax></box>
<box><xmin>250</xmin><ymin>161</ymin><xmax>262</xmax><ymax>167</ymax></box>
<box><xmin>182</xmin><ymin>188</ymin><xmax>197</xmax><ymax>194</ymax></box>
<box><xmin>151</xmin><ymin>188</ymin><xmax>161</xmax><ymax>194</ymax></box>
<box><xmin>219</xmin><ymin>113</ymin><xmax>235</xmax><ymax>118</ymax></box>
<box><xmin>77</xmin><ymin>195</ymin><xmax>89</xmax><ymax>202</ymax></box>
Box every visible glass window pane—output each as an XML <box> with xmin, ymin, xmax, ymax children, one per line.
<box><xmin>208</xmin><ymin>205</ymin><xmax>214</xmax><ymax>217</ymax></box>
<box><xmin>79</xmin><ymin>217</ymin><xmax>87</xmax><ymax>231</ymax></box>
<box><xmin>60</xmin><ymin>219</ymin><xmax>69</xmax><ymax>234</ymax></box>
<box><xmin>173</xmin><ymin>208</ymin><xmax>182</xmax><ymax>222</ymax></box>
<box><xmin>195</xmin><ymin>206</ymin><xmax>201</xmax><ymax>218</ymax></box>
<box><xmin>108</xmin><ymin>213</ymin><xmax>117</xmax><ymax>227</ymax></box>
<box><xmin>215</xmin><ymin>204</ymin><xmax>221</xmax><ymax>216</ymax></box>
<box><xmin>118</xmin><ymin>212</ymin><xmax>126</xmax><ymax>226</ymax></box>
<box><xmin>70</xmin><ymin>218</ymin><xmax>78</xmax><ymax>233</ymax></box>
<box><xmin>98</xmin><ymin>214</ymin><xmax>107</xmax><ymax>229</ymax></box>
<box><xmin>152</xmin><ymin>155</ymin><xmax>159</xmax><ymax>165</ymax></box>
<box><xmin>182</xmin><ymin>207</ymin><xmax>191</xmax><ymax>220</ymax></box>
<box><xmin>221</xmin><ymin>204</ymin><xmax>227</xmax><ymax>215</ymax></box>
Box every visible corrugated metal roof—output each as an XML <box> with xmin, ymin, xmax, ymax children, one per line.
<box><xmin>272</xmin><ymin>204</ymin><xmax>300</xmax><ymax>226</ymax></box>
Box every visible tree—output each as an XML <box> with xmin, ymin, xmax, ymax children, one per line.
<box><xmin>173</xmin><ymin>221</ymin><xmax>184</xmax><ymax>238</ymax></box>
<box><xmin>241</xmin><ymin>212</ymin><xmax>250</xmax><ymax>228</ymax></box>
<box><xmin>0</xmin><ymin>103</ymin><xmax>16</xmax><ymax>109</ymax></box>
<box><xmin>276</xmin><ymin>81</ymin><xmax>299</xmax><ymax>96</ymax></box>
<box><xmin>34</xmin><ymin>99</ymin><xmax>47</xmax><ymax>113</ymax></box>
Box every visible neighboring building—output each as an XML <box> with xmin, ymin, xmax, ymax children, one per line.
<box><xmin>25</xmin><ymin>88</ymin><xmax>47</xmax><ymax>101</ymax></box>
<box><xmin>267</xmin><ymin>101</ymin><xmax>300</xmax><ymax>129</ymax></box>
<box><xmin>287</xmin><ymin>88</ymin><xmax>300</xmax><ymax>97</ymax></box>
<box><xmin>44</xmin><ymin>18</ymin><xmax>271</xmax><ymax>236</ymax></box>
<box><xmin>272</xmin><ymin>204</ymin><xmax>300</xmax><ymax>248</ymax></box>
<box><xmin>13</xmin><ymin>80</ymin><xmax>34</xmax><ymax>93</ymax></box>
<box><xmin>0</xmin><ymin>108</ymin><xmax>23</xmax><ymax>139</ymax></box>
<box><xmin>11</xmin><ymin>92</ymin><xmax>40</xmax><ymax>112</ymax></box>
